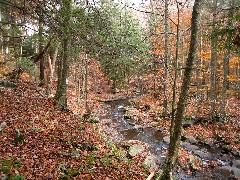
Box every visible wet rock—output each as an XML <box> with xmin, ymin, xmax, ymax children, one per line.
<box><xmin>189</xmin><ymin>136</ymin><xmax>197</xmax><ymax>144</ymax></box>
<box><xmin>231</xmin><ymin>149</ymin><xmax>240</xmax><ymax>157</ymax></box>
<box><xmin>128</xmin><ymin>144</ymin><xmax>145</xmax><ymax>157</ymax></box>
<box><xmin>204</xmin><ymin>138</ymin><xmax>215</xmax><ymax>147</ymax></box>
<box><xmin>193</xmin><ymin>150</ymin><xmax>210</xmax><ymax>159</ymax></box>
<box><xmin>118</xmin><ymin>106</ymin><xmax>127</xmax><ymax>113</ymax></box>
<box><xmin>232</xmin><ymin>167</ymin><xmax>240</xmax><ymax>179</ymax></box>
<box><xmin>221</xmin><ymin>145</ymin><xmax>231</xmax><ymax>154</ymax></box>
<box><xmin>163</xmin><ymin>136</ymin><xmax>170</xmax><ymax>144</ymax></box>
<box><xmin>186</xmin><ymin>144</ymin><xmax>199</xmax><ymax>152</ymax></box>
<box><xmin>154</xmin><ymin>130</ymin><xmax>164</xmax><ymax>141</ymax></box>
<box><xmin>181</xmin><ymin>135</ymin><xmax>188</xmax><ymax>141</ymax></box>
<box><xmin>233</xmin><ymin>160</ymin><xmax>240</xmax><ymax>168</ymax></box>
<box><xmin>220</xmin><ymin>166</ymin><xmax>240</xmax><ymax>179</ymax></box>
<box><xmin>182</xmin><ymin>142</ymin><xmax>199</xmax><ymax>151</ymax></box>
<box><xmin>122</xmin><ymin>129</ymin><xmax>140</xmax><ymax>139</ymax></box>
<box><xmin>217</xmin><ymin>159</ymin><xmax>228</xmax><ymax>166</ymax></box>
<box><xmin>132</xmin><ymin>125</ymin><xmax>143</xmax><ymax>131</ymax></box>
<box><xmin>219</xmin><ymin>166</ymin><xmax>234</xmax><ymax>177</ymax></box>
<box><xmin>143</xmin><ymin>154</ymin><xmax>160</xmax><ymax>170</ymax></box>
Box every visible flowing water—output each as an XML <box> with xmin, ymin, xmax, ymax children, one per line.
<box><xmin>98</xmin><ymin>98</ymin><xmax>240</xmax><ymax>179</ymax></box>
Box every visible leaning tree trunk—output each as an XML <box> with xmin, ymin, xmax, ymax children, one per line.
<box><xmin>158</xmin><ymin>0</ymin><xmax>202</xmax><ymax>179</ymax></box>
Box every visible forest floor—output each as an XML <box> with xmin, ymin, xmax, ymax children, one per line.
<box><xmin>1</xmin><ymin>78</ymin><xmax>239</xmax><ymax>179</ymax></box>
<box><xmin>0</xmin><ymin>80</ymin><xmax>150</xmax><ymax>179</ymax></box>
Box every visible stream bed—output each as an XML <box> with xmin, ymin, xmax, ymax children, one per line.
<box><xmin>97</xmin><ymin>98</ymin><xmax>240</xmax><ymax>179</ymax></box>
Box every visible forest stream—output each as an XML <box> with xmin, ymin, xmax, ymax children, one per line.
<box><xmin>98</xmin><ymin>97</ymin><xmax>240</xmax><ymax>180</ymax></box>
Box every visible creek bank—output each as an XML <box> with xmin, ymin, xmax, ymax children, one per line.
<box><xmin>96</xmin><ymin>96</ymin><xmax>240</xmax><ymax>179</ymax></box>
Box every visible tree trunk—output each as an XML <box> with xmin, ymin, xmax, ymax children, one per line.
<box><xmin>51</xmin><ymin>41</ymin><xmax>60</xmax><ymax>79</ymax></box>
<box><xmin>158</xmin><ymin>0</ymin><xmax>202</xmax><ymax>179</ymax></box>
<box><xmin>196</xmin><ymin>28</ymin><xmax>203</xmax><ymax>113</ymax></box>
<box><xmin>84</xmin><ymin>54</ymin><xmax>90</xmax><ymax>114</ymax></box>
<box><xmin>39</xmin><ymin>13</ymin><xmax>45</xmax><ymax>86</ymax></box>
<box><xmin>171</xmin><ymin>1</ymin><xmax>180</xmax><ymax>136</ymax></box>
<box><xmin>220</xmin><ymin>0</ymin><xmax>234</xmax><ymax>121</ymax></box>
<box><xmin>210</xmin><ymin>1</ymin><xmax>218</xmax><ymax>121</ymax></box>
<box><xmin>54</xmin><ymin>0</ymin><xmax>71</xmax><ymax>109</ymax></box>
<box><xmin>163</xmin><ymin>0</ymin><xmax>169</xmax><ymax>117</ymax></box>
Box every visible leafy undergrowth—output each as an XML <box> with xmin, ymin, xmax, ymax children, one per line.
<box><xmin>0</xmin><ymin>80</ymin><xmax>148</xmax><ymax>180</ymax></box>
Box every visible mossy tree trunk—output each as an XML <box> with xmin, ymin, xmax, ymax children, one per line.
<box><xmin>55</xmin><ymin>0</ymin><xmax>71</xmax><ymax>109</ymax></box>
<box><xmin>158</xmin><ymin>0</ymin><xmax>202</xmax><ymax>179</ymax></box>
<box><xmin>210</xmin><ymin>1</ymin><xmax>218</xmax><ymax>121</ymax></box>
<box><xmin>220</xmin><ymin>0</ymin><xmax>234</xmax><ymax>121</ymax></box>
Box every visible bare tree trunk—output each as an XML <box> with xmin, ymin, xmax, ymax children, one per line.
<box><xmin>210</xmin><ymin>2</ymin><xmax>218</xmax><ymax>121</ymax></box>
<box><xmin>158</xmin><ymin>0</ymin><xmax>202</xmax><ymax>179</ymax></box>
<box><xmin>55</xmin><ymin>38</ymin><xmax>69</xmax><ymax>109</ymax></box>
<box><xmin>84</xmin><ymin>54</ymin><xmax>90</xmax><ymax>114</ymax></box>
<box><xmin>163</xmin><ymin>0</ymin><xmax>169</xmax><ymax>117</ymax></box>
<box><xmin>237</xmin><ymin>61</ymin><xmax>240</xmax><ymax>99</ymax></box>
<box><xmin>55</xmin><ymin>0</ymin><xmax>71</xmax><ymax>109</ymax></box>
<box><xmin>171</xmin><ymin>1</ymin><xmax>180</xmax><ymax>136</ymax></box>
<box><xmin>220</xmin><ymin>0</ymin><xmax>234</xmax><ymax>121</ymax></box>
<box><xmin>39</xmin><ymin>13</ymin><xmax>45</xmax><ymax>86</ymax></box>
<box><xmin>46</xmin><ymin>55</ymin><xmax>52</xmax><ymax>96</ymax></box>
<box><xmin>51</xmin><ymin>42</ymin><xmax>60</xmax><ymax>79</ymax></box>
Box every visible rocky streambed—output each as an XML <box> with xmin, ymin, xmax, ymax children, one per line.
<box><xmin>96</xmin><ymin>97</ymin><xmax>240</xmax><ymax>179</ymax></box>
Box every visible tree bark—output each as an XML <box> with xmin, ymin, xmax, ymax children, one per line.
<box><xmin>54</xmin><ymin>0</ymin><xmax>71</xmax><ymax>109</ymax></box>
<box><xmin>158</xmin><ymin>0</ymin><xmax>202</xmax><ymax>179</ymax></box>
<box><xmin>210</xmin><ymin>1</ymin><xmax>218</xmax><ymax>121</ymax></box>
<box><xmin>39</xmin><ymin>13</ymin><xmax>45</xmax><ymax>86</ymax></box>
<box><xmin>171</xmin><ymin>1</ymin><xmax>180</xmax><ymax>136</ymax></box>
<box><xmin>196</xmin><ymin>27</ymin><xmax>203</xmax><ymax>113</ymax></box>
<box><xmin>163</xmin><ymin>0</ymin><xmax>169</xmax><ymax>117</ymax></box>
<box><xmin>220</xmin><ymin>0</ymin><xmax>234</xmax><ymax>121</ymax></box>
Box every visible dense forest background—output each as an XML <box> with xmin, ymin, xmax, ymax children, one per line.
<box><xmin>0</xmin><ymin>0</ymin><xmax>239</xmax><ymax>179</ymax></box>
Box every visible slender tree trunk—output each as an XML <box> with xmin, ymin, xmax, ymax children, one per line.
<box><xmin>237</xmin><ymin>61</ymin><xmax>240</xmax><ymax>99</ymax></box>
<box><xmin>210</xmin><ymin>2</ymin><xmax>218</xmax><ymax>121</ymax></box>
<box><xmin>39</xmin><ymin>13</ymin><xmax>45</xmax><ymax>86</ymax></box>
<box><xmin>180</xmin><ymin>36</ymin><xmax>185</xmax><ymax>78</ymax></box>
<box><xmin>84</xmin><ymin>54</ymin><xmax>90</xmax><ymax>113</ymax></box>
<box><xmin>163</xmin><ymin>0</ymin><xmax>169</xmax><ymax>116</ymax></box>
<box><xmin>159</xmin><ymin>1</ymin><xmax>202</xmax><ymax>179</ymax></box>
<box><xmin>220</xmin><ymin>0</ymin><xmax>234</xmax><ymax>120</ymax></box>
<box><xmin>171</xmin><ymin>1</ymin><xmax>180</xmax><ymax>136</ymax></box>
<box><xmin>51</xmin><ymin>42</ymin><xmax>60</xmax><ymax>79</ymax></box>
<box><xmin>47</xmin><ymin>55</ymin><xmax>52</xmax><ymax>96</ymax></box>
